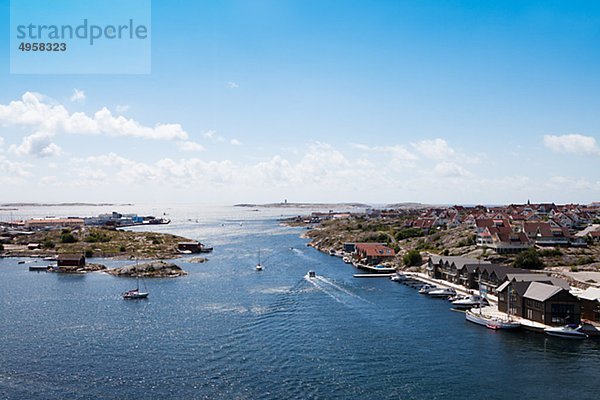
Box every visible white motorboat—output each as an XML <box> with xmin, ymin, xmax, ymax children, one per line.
<box><xmin>308</xmin><ymin>270</ymin><xmax>316</xmax><ymax>278</ymax></box>
<box><xmin>427</xmin><ymin>287</ymin><xmax>457</xmax><ymax>298</ymax></box>
<box><xmin>256</xmin><ymin>250</ymin><xmax>263</xmax><ymax>271</ymax></box>
<box><xmin>342</xmin><ymin>257</ymin><xmax>352</xmax><ymax>264</ymax></box>
<box><xmin>418</xmin><ymin>284</ymin><xmax>438</xmax><ymax>294</ymax></box>
<box><xmin>390</xmin><ymin>272</ymin><xmax>409</xmax><ymax>282</ymax></box>
<box><xmin>544</xmin><ymin>325</ymin><xmax>588</xmax><ymax>339</ymax></box>
<box><xmin>452</xmin><ymin>295</ymin><xmax>489</xmax><ymax>309</ymax></box>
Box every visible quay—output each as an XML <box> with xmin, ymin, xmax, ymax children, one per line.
<box><xmin>353</xmin><ymin>273</ymin><xmax>395</xmax><ymax>278</ymax></box>
<box><xmin>29</xmin><ymin>265</ymin><xmax>49</xmax><ymax>272</ymax></box>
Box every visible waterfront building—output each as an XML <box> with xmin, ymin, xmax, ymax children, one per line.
<box><xmin>354</xmin><ymin>243</ymin><xmax>395</xmax><ymax>265</ymax></box>
<box><xmin>578</xmin><ymin>288</ymin><xmax>600</xmax><ymax>323</ymax></box>
<box><xmin>57</xmin><ymin>254</ymin><xmax>86</xmax><ymax>268</ymax></box>
<box><xmin>497</xmin><ymin>280</ymin><xmax>581</xmax><ymax>325</ymax></box>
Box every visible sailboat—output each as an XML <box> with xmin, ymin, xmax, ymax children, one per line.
<box><xmin>255</xmin><ymin>250</ymin><xmax>263</xmax><ymax>271</ymax></box>
<box><xmin>122</xmin><ymin>274</ymin><xmax>149</xmax><ymax>299</ymax></box>
<box><xmin>465</xmin><ymin>274</ymin><xmax>519</xmax><ymax>329</ymax></box>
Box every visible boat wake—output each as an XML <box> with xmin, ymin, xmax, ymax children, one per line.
<box><xmin>304</xmin><ymin>275</ymin><xmax>372</xmax><ymax>306</ymax></box>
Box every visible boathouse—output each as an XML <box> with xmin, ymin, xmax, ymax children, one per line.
<box><xmin>578</xmin><ymin>288</ymin><xmax>600</xmax><ymax>323</ymax></box>
<box><xmin>497</xmin><ymin>281</ymin><xmax>581</xmax><ymax>326</ymax></box>
<box><xmin>57</xmin><ymin>254</ymin><xmax>86</xmax><ymax>268</ymax></box>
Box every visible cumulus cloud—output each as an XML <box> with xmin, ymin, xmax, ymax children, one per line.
<box><xmin>177</xmin><ymin>141</ymin><xmax>205</xmax><ymax>152</ymax></box>
<box><xmin>227</xmin><ymin>81</ymin><xmax>239</xmax><ymax>89</ymax></box>
<box><xmin>543</xmin><ymin>134</ymin><xmax>600</xmax><ymax>155</ymax></box>
<box><xmin>352</xmin><ymin>143</ymin><xmax>419</xmax><ymax>163</ymax></box>
<box><xmin>9</xmin><ymin>132</ymin><xmax>62</xmax><ymax>157</ymax></box>
<box><xmin>115</xmin><ymin>104</ymin><xmax>130</xmax><ymax>113</ymax></box>
<box><xmin>0</xmin><ymin>92</ymin><xmax>189</xmax><ymax>157</ymax></box>
<box><xmin>433</xmin><ymin>162</ymin><xmax>472</xmax><ymax>178</ymax></box>
<box><xmin>70</xmin><ymin>89</ymin><xmax>86</xmax><ymax>103</ymax></box>
<box><xmin>0</xmin><ymin>155</ymin><xmax>31</xmax><ymax>182</ymax></box>
<box><xmin>203</xmin><ymin>130</ymin><xmax>224</xmax><ymax>142</ymax></box>
<box><xmin>412</xmin><ymin>138</ymin><xmax>456</xmax><ymax>160</ymax></box>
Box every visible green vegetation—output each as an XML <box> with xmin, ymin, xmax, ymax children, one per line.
<box><xmin>0</xmin><ymin>243</ymin><xmax>4</xmax><ymax>252</ymax></box>
<box><xmin>395</xmin><ymin>228</ymin><xmax>423</xmax><ymax>241</ymax></box>
<box><xmin>42</xmin><ymin>238</ymin><xmax>55</xmax><ymax>249</ymax></box>
<box><xmin>60</xmin><ymin>231</ymin><xmax>77</xmax><ymax>244</ymax></box>
<box><xmin>457</xmin><ymin>234</ymin><xmax>476</xmax><ymax>247</ymax></box>
<box><xmin>84</xmin><ymin>249</ymin><xmax>94</xmax><ymax>258</ymax></box>
<box><xmin>539</xmin><ymin>248</ymin><xmax>562</xmax><ymax>257</ymax></box>
<box><xmin>86</xmin><ymin>230</ymin><xmax>111</xmax><ymax>243</ymax></box>
<box><xmin>119</xmin><ymin>245</ymin><xmax>126</xmax><ymax>252</ymax></box>
<box><xmin>403</xmin><ymin>250</ymin><xmax>423</xmax><ymax>267</ymax></box>
<box><xmin>514</xmin><ymin>249</ymin><xmax>544</xmax><ymax>270</ymax></box>
<box><xmin>576</xmin><ymin>255</ymin><xmax>595</xmax><ymax>265</ymax></box>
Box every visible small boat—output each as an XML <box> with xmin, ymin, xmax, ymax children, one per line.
<box><xmin>427</xmin><ymin>287</ymin><xmax>457</xmax><ymax>298</ymax></box>
<box><xmin>544</xmin><ymin>324</ymin><xmax>588</xmax><ymax>339</ymax></box>
<box><xmin>122</xmin><ymin>275</ymin><xmax>149</xmax><ymax>300</ymax></box>
<box><xmin>329</xmin><ymin>249</ymin><xmax>336</xmax><ymax>256</ymax></box>
<box><xmin>343</xmin><ymin>257</ymin><xmax>352</xmax><ymax>264</ymax></box>
<box><xmin>418</xmin><ymin>284</ymin><xmax>438</xmax><ymax>294</ymax></box>
<box><xmin>390</xmin><ymin>272</ymin><xmax>408</xmax><ymax>282</ymax></box>
<box><xmin>448</xmin><ymin>294</ymin><xmax>467</xmax><ymax>302</ymax></box>
<box><xmin>256</xmin><ymin>250</ymin><xmax>263</xmax><ymax>271</ymax></box>
<box><xmin>452</xmin><ymin>295</ymin><xmax>489</xmax><ymax>309</ymax></box>
<box><xmin>308</xmin><ymin>270</ymin><xmax>316</xmax><ymax>278</ymax></box>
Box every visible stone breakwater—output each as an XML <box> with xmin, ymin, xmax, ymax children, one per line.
<box><xmin>106</xmin><ymin>261</ymin><xmax>187</xmax><ymax>277</ymax></box>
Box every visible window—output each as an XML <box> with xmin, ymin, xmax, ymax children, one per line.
<box><xmin>527</xmin><ymin>309</ymin><xmax>533</xmax><ymax>320</ymax></box>
<box><xmin>551</xmin><ymin>303</ymin><xmax>575</xmax><ymax>324</ymax></box>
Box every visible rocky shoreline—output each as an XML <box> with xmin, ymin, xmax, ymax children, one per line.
<box><xmin>105</xmin><ymin>261</ymin><xmax>187</xmax><ymax>278</ymax></box>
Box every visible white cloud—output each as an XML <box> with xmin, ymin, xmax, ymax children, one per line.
<box><xmin>40</xmin><ymin>175</ymin><xmax>58</xmax><ymax>185</ymax></box>
<box><xmin>543</xmin><ymin>134</ymin><xmax>600</xmax><ymax>155</ymax></box>
<box><xmin>352</xmin><ymin>143</ymin><xmax>419</xmax><ymax>161</ymax></box>
<box><xmin>70</xmin><ymin>89</ymin><xmax>86</xmax><ymax>103</ymax></box>
<box><xmin>227</xmin><ymin>81</ymin><xmax>239</xmax><ymax>89</ymax></box>
<box><xmin>9</xmin><ymin>131</ymin><xmax>62</xmax><ymax>158</ymax></box>
<box><xmin>203</xmin><ymin>130</ymin><xmax>224</xmax><ymax>142</ymax></box>
<box><xmin>115</xmin><ymin>104</ymin><xmax>130</xmax><ymax>113</ymax></box>
<box><xmin>433</xmin><ymin>162</ymin><xmax>472</xmax><ymax>178</ymax></box>
<box><xmin>177</xmin><ymin>141</ymin><xmax>205</xmax><ymax>152</ymax></box>
<box><xmin>412</xmin><ymin>138</ymin><xmax>456</xmax><ymax>160</ymax></box>
<box><xmin>0</xmin><ymin>92</ymin><xmax>189</xmax><ymax>157</ymax></box>
<box><xmin>230</xmin><ymin>139</ymin><xmax>241</xmax><ymax>146</ymax></box>
<box><xmin>0</xmin><ymin>155</ymin><xmax>31</xmax><ymax>182</ymax></box>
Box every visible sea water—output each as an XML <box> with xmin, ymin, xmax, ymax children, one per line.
<box><xmin>1</xmin><ymin>205</ymin><xmax>599</xmax><ymax>399</ymax></box>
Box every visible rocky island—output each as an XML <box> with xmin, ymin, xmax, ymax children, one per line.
<box><xmin>1</xmin><ymin>227</ymin><xmax>200</xmax><ymax>260</ymax></box>
<box><xmin>106</xmin><ymin>260</ymin><xmax>187</xmax><ymax>277</ymax></box>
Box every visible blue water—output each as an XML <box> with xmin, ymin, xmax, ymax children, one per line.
<box><xmin>1</xmin><ymin>209</ymin><xmax>600</xmax><ymax>399</ymax></box>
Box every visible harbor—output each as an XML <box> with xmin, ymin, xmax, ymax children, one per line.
<box><xmin>1</xmin><ymin>207</ymin><xmax>600</xmax><ymax>400</ymax></box>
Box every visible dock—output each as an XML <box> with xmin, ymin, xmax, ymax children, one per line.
<box><xmin>29</xmin><ymin>265</ymin><xmax>49</xmax><ymax>272</ymax></box>
<box><xmin>353</xmin><ymin>273</ymin><xmax>395</xmax><ymax>278</ymax></box>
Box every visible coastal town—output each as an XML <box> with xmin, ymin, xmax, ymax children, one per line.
<box><xmin>2</xmin><ymin>201</ymin><xmax>600</xmax><ymax>338</ymax></box>
<box><xmin>289</xmin><ymin>201</ymin><xmax>600</xmax><ymax>337</ymax></box>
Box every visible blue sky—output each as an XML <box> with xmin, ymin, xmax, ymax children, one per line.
<box><xmin>0</xmin><ymin>0</ymin><xmax>599</xmax><ymax>204</ymax></box>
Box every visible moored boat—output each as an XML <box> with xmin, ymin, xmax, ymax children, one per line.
<box><xmin>465</xmin><ymin>309</ymin><xmax>520</xmax><ymax>330</ymax></box>
<box><xmin>544</xmin><ymin>325</ymin><xmax>588</xmax><ymax>339</ymax></box>
<box><xmin>452</xmin><ymin>295</ymin><xmax>489</xmax><ymax>309</ymax></box>
<box><xmin>427</xmin><ymin>287</ymin><xmax>457</xmax><ymax>298</ymax></box>
<box><xmin>418</xmin><ymin>284</ymin><xmax>438</xmax><ymax>294</ymax></box>
<box><xmin>122</xmin><ymin>288</ymin><xmax>149</xmax><ymax>300</ymax></box>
